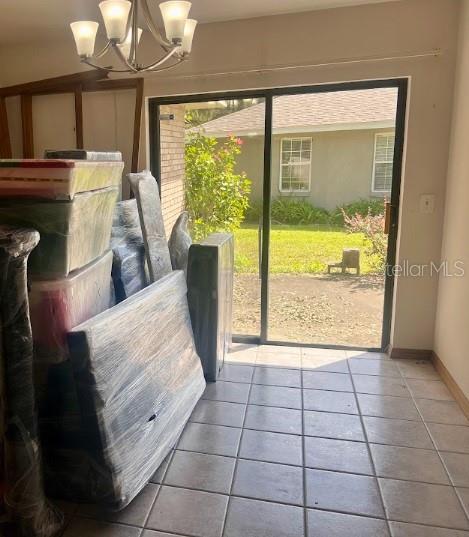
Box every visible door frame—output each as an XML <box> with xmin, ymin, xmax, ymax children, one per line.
<box><xmin>149</xmin><ymin>77</ymin><xmax>408</xmax><ymax>352</ymax></box>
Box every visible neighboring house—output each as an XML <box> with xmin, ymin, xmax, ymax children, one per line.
<box><xmin>194</xmin><ymin>88</ymin><xmax>397</xmax><ymax>210</ymax></box>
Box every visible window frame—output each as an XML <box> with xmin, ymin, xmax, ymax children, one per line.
<box><xmin>279</xmin><ymin>136</ymin><xmax>313</xmax><ymax>194</ymax></box>
<box><xmin>372</xmin><ymin>132</ymin><xmax>395</xmax><ymax>194</ymax></box>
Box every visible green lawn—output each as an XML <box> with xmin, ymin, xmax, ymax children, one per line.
<box><xmin>234</xmin><ymin>224</ymin><xmax>377</xmax><ymax>274</ymax></box>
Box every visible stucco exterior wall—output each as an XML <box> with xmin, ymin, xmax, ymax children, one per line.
<box><xmin>236</xmin><ymin>128</ymin><xmax>393</xmax><ymax>210</ymax></box>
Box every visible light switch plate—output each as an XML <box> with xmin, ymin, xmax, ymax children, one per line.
<box><xmin>420</xmin><ymin>194</ymin><xmax>435</xmax><ymax>214</ymax></box>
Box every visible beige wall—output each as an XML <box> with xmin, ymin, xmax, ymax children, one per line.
<box><xmin>434</xmin><ymin>0</ymin><xmax>469</xmax><ymax>398</ymax></box>
<box><xmin>237</xmin><ymin>128</ymin><xmax>392</xmax><ymax>209</ymax></box>
<box><xmin>0</xmin><ymin>0</ymin><xmax>460</xmax><ymax>351</ymax></box>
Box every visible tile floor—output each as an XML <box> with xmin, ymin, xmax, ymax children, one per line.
<box><xmin>61</xmin><ymin>344</ymin><xmax>469</xmax><ymax>537</ymax></box>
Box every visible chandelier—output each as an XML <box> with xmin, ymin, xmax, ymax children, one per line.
<box><xmin>70</xmin><ymin>0</ymin><xmax>197</xmax><ymax>74</ymax></box>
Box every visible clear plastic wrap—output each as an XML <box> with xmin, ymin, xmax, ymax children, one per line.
<box><xmin>29</xmin><ymin>251</ymin><xmax>113</xmax><ymax>364</ymax></box>
<box><xmin>44</xmin><ymin>150</ymin><xmax>122</xmax><ymax>162</ymax></box>
<box><xmin>0</xmin><ymin>225</ymin><xmax>63</xmax><ymax>537</ymax></box>
<box><xmin>128</xmin><ymin>171</ymin><xmax>172</xmax><ymax>283</ymax></box>
<box><xmin>0</xmin><ymin>187</ymin><xmax>119</xmax><ymax>278</ymax></box>
<box><xmin>187</xmin><ymin>233</ymin><xmax>234</xmax><ymax>382</ymax></box>
<box><xmin>67</xmin><ymin>270</ymin><xmax>206</xmax><ymax>509</ymax></box>
<box><xmin>28</xmin><ymin>252</ymin><xmax>114</xmax><ymax>503</ymax></box>
<box><xmin>168</xmin><ymin>212</ymin><xmax>192</xmax><ymax>276</ymax></box>
<box><xmin>0</xmin><ymin>159</ymin><xmax>123</xmax><ymax>200</ymax></box>
<box><xmin>110</xmin><ymin>200</ymin><xmax>148</xmax><ymax>302</ymax></box>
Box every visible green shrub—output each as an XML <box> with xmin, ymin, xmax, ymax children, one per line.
<box><xmin>330</xmin><ymin>198</ymin><xmax>385</xmax><ymax>226</ymax></box>
<box><xmin>244</xmin><ymin>199</ymin><xmax>330</xmax><ymax>225</ymax></box>
<box><xmin>343</xmin><ymin>209</ymin><xmax>387</xmax><ymax>273</ymax></box>
<box><xmin>245</xmin><ymin>197</ymin><xmax>386</xmax><ymax>228</ymax></box>
<box><xmin>185</xmin><ymin>133</ymin><xmax>251</xmax><ymax>241</ymax></box>
<box><xmin>244</xmin><ymin>201</ymin><xmax>263</xmax><ymax>222</ymax></box>
<box><xmin>271</xmin><ymin>199</ymin><xmax>330</xmax><ymax>225</ymax></box>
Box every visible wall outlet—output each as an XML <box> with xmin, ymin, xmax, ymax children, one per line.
<box><xmin>420</xmin><ymin>194</ymin><xmax>435</xmax><ymax>214</ymax></box>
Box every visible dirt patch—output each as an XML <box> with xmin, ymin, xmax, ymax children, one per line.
<box><xmin>233</xmin><ymin>273</ymin><xmax>385</xmax><ymax>348</ymax></box>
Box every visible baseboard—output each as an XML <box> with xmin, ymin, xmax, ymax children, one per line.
<box><xmin>389</xmin><ymin>347</ymin><xmax>432</xmax><ymax>360</ymax></box>
<box><xmin>432</xmin><ymin>351</ymin><xmax>469</xmax><ymax>420</ymax></box>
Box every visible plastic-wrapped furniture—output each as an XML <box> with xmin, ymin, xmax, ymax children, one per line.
<box><xmin>187</xmin><ymin>233</ymin><xmax>234</xmax><ymax>382</ymax></box>
<box><xmin>0</xmin><ymin>187</ymin><xmax>119</xmax><ymax>277</ymax></box>
<box><xmin>110</xmin><ymin>200</ymin><xmax>148</xmax><ymax>302</ymax></box>
<box><xmin>0</xmin><ymin>159</ymin><xmax>123</xmax><ymax>200</ymax></box>
<box><xmin>168</xmin><ymin>212</ymin><xmax>192</xmax><ymax>276</ymax></box>
<box><xmin>0</xmin><ymin>225</ymin><xmax>63</xmax><ymax>537</ymax></box>
<box><xmin>128</xmin><ymin>171</ymin><xmax>172</xmax><ymax>283</ymax></box>
<box><xmin>67</xmin><ymin>270</ymin><xmax>205</xmax><ymax>509</ymax></box>
<box><xmin>29</xmin><ymin>251</ymin><xmax>115</xmax><ymax>500</ymax></box>
<box><xmin>29</xmin><ymin>251</ymin><xmax>113</xmax><ymax>364</ymax></box>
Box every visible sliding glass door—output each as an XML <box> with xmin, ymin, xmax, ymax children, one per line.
<box><xmin>150</xmin><ymin>79</ymin><xmax>407</xmax><ymax>350</ymax></box>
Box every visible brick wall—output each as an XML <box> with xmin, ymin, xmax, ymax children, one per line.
<box><xmin>159</xmin><ymin>104</ymin><xmax>186</xmax><ymax>235</ymax></box>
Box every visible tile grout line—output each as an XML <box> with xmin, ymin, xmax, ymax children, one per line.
<box><xmin>219</xmin><ymin>349</ymin><xmax>257</xmax><ymax>537</ymax></box>
<box><xmin>141</xmin><ymin>439</ymin><xmax>175</xmax><ymax>531</ymax></box>
<box><xmin>300</xmin><ymin>348</ymin><xmax>308</xmax><ymax>537</ymax></box>
<box><xmin>347</xmin><ymin>355</ymin><xmax>393</xmax><ymax>536</ymax></box>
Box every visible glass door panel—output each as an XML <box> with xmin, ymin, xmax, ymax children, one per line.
<box><xmin>156</xmin><ymin>98</ymin><xmax>266</xmax><ymax>338</ymax></box>
<box><xmin>267</xmin><ymin>88</ymin><xmax>399</xmax><ymax>348</ymax></box>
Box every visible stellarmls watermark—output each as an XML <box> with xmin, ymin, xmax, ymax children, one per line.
<box><xmin>385</xmin><ymin>261</ymin><xmax>465</xmax><ymax>278</ymax></box>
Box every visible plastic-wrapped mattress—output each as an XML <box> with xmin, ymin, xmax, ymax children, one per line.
<box><xmin>0</xmin><ymin>159</ymin><xmax>123</xmax><ymax>200</ymax></box>
<box><xmin>67</xmin><ymin>270</ymin><xmax>206</xmax><ymax>508</ymax></box>
<box><xmin>0</xmin><ymin>187</ymin><xmax>119</xmax><ymax>277</ymax></box>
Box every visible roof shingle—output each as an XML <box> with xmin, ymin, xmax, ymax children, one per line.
<box><xmin>196</xmin><ymin>88</ymin><xmax>398</xmax><ymax>136</ymax></box>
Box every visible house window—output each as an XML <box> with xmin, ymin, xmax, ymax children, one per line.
<box><xmin>280</xmin><ymin>137</ymin><xmax>312</xmax><ymax>193</ymax></box>
<box><xmin>372</xmin><ymin>133</ymin><xmax>395</xmax><ymax>192</ymax></box>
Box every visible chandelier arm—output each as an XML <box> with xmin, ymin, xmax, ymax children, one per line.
<box><xmin>92</xmin><ymin>40</ymin><xmax>113</xmax><ymax>60</ymax></box>
<box><xmin>112</xmin><ymin>43</ymin><xmax>139</xmax><ymax>73</ymax></box>
<box><xmin>129</xmin><ymin>0</ymin><xmax>138</xmax><ymax>64</ymax></box>
<box><xmin>140</xmin><ymin>0</ymin><xmax>173</xmax><ymax>51</ymax></box>
<box><xmin>81</xmin><ymin>58</ymin><xmax>134</xmax><ymax>73</ymax></box>
<box><xmin>139</xmin><ymin>46</ymin><xmax>180</xmax><ymax>71</ymax></box>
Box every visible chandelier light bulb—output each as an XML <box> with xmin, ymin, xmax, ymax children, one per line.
<box><xmin>70</xmin><ymin>21</ymin><xmax>99</xmax><ymax>58</ymax></box>
<box><xmin>118</xmin><ymin>27</ymin><xmax>144</xmax><ymax>59</ymax></box>
<box><xmin>99</xmin><ymin>0</ymin><xmax>132</xmax><ymax>41</ymax></box>
<box><xmin>181</xmin><ymin>19</ymin><xmax>197</xmax><ymax>54</ymax></box>
<box><xmin>159</xmin><ymin>1</ymin><xmax>192</xmax><ymax>43</ymax></box>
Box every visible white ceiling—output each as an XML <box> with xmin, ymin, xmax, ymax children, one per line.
<box><xmin>0</xmin><ymin>0</ymin><xmax>397</xmax><ymax>45</ymax></box>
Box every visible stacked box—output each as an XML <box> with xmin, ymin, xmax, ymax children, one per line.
<box><xmin>29</xmin><ymin>251</ymin><xmax>114</xmax><ymax>363</ymax></box>
<box><xmin>0</xmin><ymin>159</ymin><xmax>123</xmax><ymax>200</ymax></box>
<box><xmin>0</xmin><ymin>187</ymin><xmax>119</xmax><ymax>278</ymax></box>
<box><xmin>0</xmin><ymin>157</ymin><xmax>122</xmax><ymax>503</ymax></box>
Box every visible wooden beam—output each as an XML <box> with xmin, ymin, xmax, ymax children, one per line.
<box><xmin>21</xmin><ymin>95</ymin><xmax>34</xmax><ymax>158</ymax></box>
<box><xmin>0</xmin><ymin>97</ymin><xmax>12</xmax><ymax>158</ymax></box>
<box><xmin>131</xmin><ymin>78</ymin><xmax>144</xmax><ymax>173</ymax></box>
<box><xmin>0</xmin><ymin>70</ymin><xmax>108</xmax><ymax>98</ymax></box>
<box><xmin>74</xmin><ymin>85</ymin><xmax>84</xmax><ymax>150</ymax></box>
